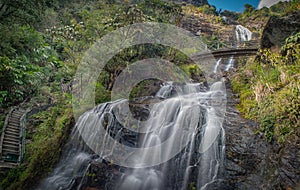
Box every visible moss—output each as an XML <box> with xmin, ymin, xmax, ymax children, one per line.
<box><xmin>179</xmin><ymin>64</ymin><xmax>205</xmax><ymax>82</ymax></box>
<box><xmin>129</xmin><ymin>79</ymin><xmax>162</xmax><ymax>100</ymax></box>
<box><xmin>189</xmin><ymin>182</ymin><xmax>197</xmax><ymax>190</ymax></box>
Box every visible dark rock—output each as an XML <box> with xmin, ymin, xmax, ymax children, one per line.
<box><xmin>261</xmin><ymin>11</ymin><xmax>300</xmax><ymax>49</ymax></box>
<box><xmin>78</xmin><ymin>161</ymin><xmax>121</xmax><ymax>190</ymax></box>
<box><xmin>76</xmin><ymin>80</ymin><xmax>300</xmax><ymax>190</ymax></box>
<box><xmin>223</xmin><ymin>80</ymin><xmax>300</xmax><ymax>189</ymax></box>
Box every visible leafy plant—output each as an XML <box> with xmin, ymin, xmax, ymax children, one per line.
<box><xmin>232</xmin><ymin>32</ymin><xmax>300</xmax><ymax>143</ymax></box>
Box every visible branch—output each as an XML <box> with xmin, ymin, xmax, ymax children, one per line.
<box><xmin>0</xmin><ymin>4</ymin><xmax>16</xmax><ymax>20</ymax></box>
<box><xmin>0</xmin><ymin>3</ymin><xmax>5</xmax><ymax>12</ymax></box>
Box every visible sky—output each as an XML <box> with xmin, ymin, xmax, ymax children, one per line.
<box><xmin>207</xmin><ymin>0</ymin><xmax>261</xmax><ymax>12</ymax></box>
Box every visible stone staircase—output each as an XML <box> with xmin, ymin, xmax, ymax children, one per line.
<box><xmin>0</xmin><ymin>108</ymin><xmax>27</xmax><ymax>169</ymax></box>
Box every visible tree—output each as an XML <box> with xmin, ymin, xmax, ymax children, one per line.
<box><xmin>0</xmin><ymin>0</ymin><xmax>46</xmax><ymax>24</ymax></box>
<box><xmin>221</xmin><ymin>10</ymin><xmax>241</xmax><ymax>20</ymax></box>
<box><xmin>243</xmin><ymin>3</ymin><xmax>255</xmax><ymax>15</ymax></box>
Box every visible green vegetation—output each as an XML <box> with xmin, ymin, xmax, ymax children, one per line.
<box><xmin>0</xmin><ymin>0</ymin><xmax>298</xmax><ymax>189</ymax></box>
<box><xmin>238</xmin><ymin>0</ymin><xmax>300</xmax><ymax>33</ymax></box>
<box><xmin>243</xmin><ymin>4</ymin><xmax>255</xmax><ymax>16</ymax></box>
<box><xmin>0</xmin><ymin>1</ymin><xmax>205</xmax><ymax>189</ymax></box>
<box><xmin>183</xmin><ymin>4</ymin><xmax>218</xmax><ymax>16</ymax></box>
<box><xmin>0</xmin><ymin>99</ymin><xmax>74</xmax><ymax>190</ymax></box>
<box><xmin>242</xmin><ymin>0</ymin><xmax>300</xmax><ymax>18</ymax></box>
<box><xmin>232</xmin><ymin>32</ymin><xmax>300</xmax><ymax>143</ymax></box>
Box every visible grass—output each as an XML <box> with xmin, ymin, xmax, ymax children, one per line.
<box><xmin>231</xmin><ymin>33</ymin><xmax>300</xmax><ymax>143</ymax></box>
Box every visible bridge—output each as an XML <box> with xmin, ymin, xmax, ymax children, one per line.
<box><xmin>192</xmin><ymin>48</ymin><xmax>258</xmax><ymax>60</ymax></box>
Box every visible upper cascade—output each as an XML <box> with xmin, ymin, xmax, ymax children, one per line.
<box><xmin>235</xmin><ymin>25</ymin><xmax>253</xmax><ymax>42</ymax></box>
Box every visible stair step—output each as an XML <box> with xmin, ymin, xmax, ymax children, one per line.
<box><xmin>12</xmin><ymin>111</ymin><xmax>24</xmax><ymax>115</ymax></box>
<box><xmin>9</xmin><ymin>119</ymin><xmax>20</xmax><ymax>124</ymax></box>
<box><xmin>8</xmin><ymin>122</ymin><xmax>20</xmax><ymax>127</ymax></box>
<box><xmin>15</xmin><ymin>108</ymin><xmax>26</xmax><ymax>112</ymax></box>
<box><xmin>8</xmin><ymin>125</ymin><xmax>20</xmax><ymax>130</ymax></box>
<box><xmin>13</xmin><ymin>109</ymin><xmax>25</xmax><ymax>113</ymax></box>
<box><xmin>11</xmin><ymin>115</ymin><xmax>22</xmax><ymax>119</ymax></box>
<box><xmin>5</xmin><ymin>130</ymin><xmax>20</xmax><ymax>136</ymax></box>
<box><xmin>4</xmin><ymin>133</ymin><xmax>20</xmax><ymax>139</ymax></box>
<box><xmin>3</xmin><ymin>136</ymin><xmax>19</xmax><ymax>143</ymax></box>
<box><xmin>6</xmin><ymin>128</ymin><xmax>19</xmax><ymax>133</ymax></box>
<box><xmin>3</xmin><ymin>140</ymin><xmax>19</xmax><ymax>146</ymax></box>
<box><xmin>6</xmin><ymin>125</ymin><xmax>20</xmax><ymax>130</ymax></box>
<box><xmin>13</xmin><ymin>108</ymin><xmax>25</xmax><ymax>113</ymax></box>
<box><xmin>2</xmin><ymin>149</ymin><xmax>19</xmax><ymax>155</ymax></box>
<box><xmin>3</xmin><ymin>144</ymin><xmax>19</xmax><ymax>150</ymax></box>
<box><xmin>12</xmin><ymin>111</ymin><xmax>23</xmax><ymax>114</ymax></box>
<box><xmin>9</xmin><ymin>123</ymin><xmax>20</xmax><ymax>127</ymax></box>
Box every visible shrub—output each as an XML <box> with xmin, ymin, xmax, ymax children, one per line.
<box><xmin>232</xmin><ymin>33</ymin><xmax>300</xmax><ymax>143</ymax></box>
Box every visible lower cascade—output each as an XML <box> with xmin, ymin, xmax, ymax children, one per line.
<box><xmin>37</xmin><ymin>79</ymin><xmax>227</xmax><ymax>190</ymax></box>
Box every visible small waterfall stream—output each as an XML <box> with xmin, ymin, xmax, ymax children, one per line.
<box><xmin>213</xmin><ymin>57</ymin><xmax>235</xmax><ymax>74</ymax></box>
<box><xmin>225</xmin><ymin>56</ymin><xmax>234</xmax><ymax>71</ymax></box>
<box><xmin>213</xmin><ymin>59</ymin><xmax>222</xmax><ymax>74</ymax></box>
<box><xmin>235</xmin><ymin>25</ymin><xmax>252</xmax><ymax>42</ymax></box>
<box><xmin>37</xmin><ymin>77</ymin><xmax>227</xmax><ymax>190</ymax></box>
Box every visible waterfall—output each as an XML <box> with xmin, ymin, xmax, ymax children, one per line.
<box><xmin>213</xmin><ymin>58</ymin><xmax>222</xmax><ymax>74</ymax></box>
<box><xmin>118</xmin><ymin>82</ymin><xmax>226</xmax><ymax>190</ymax></box>
<box><xmin>235</xmin><ymin>25</ymin><xmax>252</xmax><ymax>42</ymax></box>
<box><xmin>37</xmin><ymin>80</ymin><xmax>226</xmax><ymax>190</ymax></box>
<box><xmin>225</xmin><ymin>56</ymin><xmax>234</xmax><ymax>71</ymax></box>
<box><xmin>213</xmin><ymin>57</ymin><xmax>235</xmax><ymax>74</ymax></box>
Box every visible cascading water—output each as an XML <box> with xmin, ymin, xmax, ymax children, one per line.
<box><xmin>235</xmin><ymin>25</ymin><xmax>252</xmax><ymax>42</ymax></box>
<box><xmin>225</xmin><ymin>56</ymin><xmax>234</xmax><ymax>71</ymax></box>
<box><xmin>213</xmin><ymin>58</ymin><xmax>222</xmax><ymax>74</ymax></box>
<box><xmin>213</xmin><ymin>57</ymin><xmax>235</xmax><ymax>74</ymax></box>
<box><xmin>37</xmin><ymin>77</ymin><xmax>226</xmax><ymax>190</ymax></box>
<box><xmin>117</xmin><ymin>81</ymin><xmax>226</xmax><ymax>190</ymax></box>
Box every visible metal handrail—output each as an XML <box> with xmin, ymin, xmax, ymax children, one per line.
<box><xmin>18</xmin><ymin>108</ymin><xmax>30</xmax><ymax>163</ymax></box>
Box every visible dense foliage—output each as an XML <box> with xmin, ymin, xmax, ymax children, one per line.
<box><xmin>232</xmin><ymin>32</ymin><xmax>300</xmax><ymax>143</ymax></box>
<box><xmin>0</xmin><ymin>1</ymin><xmax>199</xmax><ymax>189</ymax></box>
<box><xmin>0</xmin><ymin>0</ymin><xmax>299</xmax><ymax>189</ymax></box>
<box><xmin>238</xmin><ymin>0</ymin><xmax>300</xmax><ymax>33</ymax></box>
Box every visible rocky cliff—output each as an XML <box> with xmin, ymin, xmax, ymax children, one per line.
<box><xmin>261</xmin><ymin>11</ymin><xmax>300</xmax><ymax>49</ymax></box>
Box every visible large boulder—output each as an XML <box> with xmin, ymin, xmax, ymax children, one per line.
<box><xmin>261</xmin><ymin>11</ymin><xmax>300</xmax><ymax>49</ymax></box>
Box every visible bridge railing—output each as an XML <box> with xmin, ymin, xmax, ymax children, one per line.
<box><xmin>205</xmin><ymin>39</ymin><xmax>259</xmax><ymax>51</ymax></box>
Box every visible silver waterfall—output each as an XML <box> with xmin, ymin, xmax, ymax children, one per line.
<box><xmin>37</xmin><ymin>71</ymin><xmax>227</xmax><ymax>190</ymax></box>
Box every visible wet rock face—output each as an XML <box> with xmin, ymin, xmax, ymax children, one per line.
<box><xmin>273</xmin><ymin>139</ymin><xmax>300</xmax><ymax>189</ymax></box>
<box><xmin>78</xmin><ymin>160</ymin><xmax>121</xmax><ymax>190</ymax></box>
<box><xmin>79</xmin><ymin>82</ymin><xmax>300</xmax><ymax>190</ymax></box>
<box><xmin>261</xmin><ymin>11</ymin><xmax>300</xmax><ymax>49</ymax></box>
<box><xmin>223</xmin><ymin>81</ymin><xmax>300</xmax><ymax>190</ymax></box>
